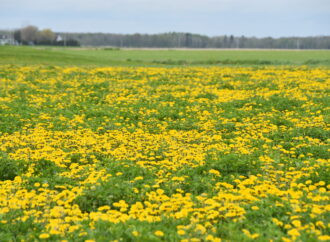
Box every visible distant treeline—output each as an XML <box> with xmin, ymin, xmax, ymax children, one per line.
<box><xmin>0</xmin><ymin>26</ymin><xmax>80</xmax><ymax>46</ymax></box>
<box><xmin>1</xmin><ymin>27</ymin><xmax>330</xmax><ymax>49</ymax></box>
<box><xmin>61</xmin><ymin>32</ymin><xmax>330</xmax><ymax>49</ymax></box>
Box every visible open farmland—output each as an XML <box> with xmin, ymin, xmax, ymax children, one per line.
<box><xmin>1</xmin><ymin>46</ymin><xmax>330</xmax><ymax>66</ymax></box>
<box><xmin>0</xmin><ymin>61</ymin><xmax>329</xmax><ymax>241</ymax></box>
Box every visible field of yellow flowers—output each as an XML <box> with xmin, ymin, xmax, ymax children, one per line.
<box><xmin>0</xmin><ymin>65</ymin><xmax>329</xmax><ymax>241</ymax></box>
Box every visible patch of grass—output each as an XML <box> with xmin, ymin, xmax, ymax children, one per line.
<box><xmin>0</xmin><ymin>158</ymin><xmax>21</xmax><ymax>181</ymax></box>
<box><xmin>1</xmin><ymin>46</ymin><xmax>330</xmax><ymax>66</ymax></box>
<box><xmin>206</xmin><ymin>153</ymin><xmax>263</xmax><ymax>179</ymax></box>
<box><xmin>297</xmin><ymin>165</ymin><xmax>330</xmax><ymax>185</ymax></box>
<box><xmin>75</xmin><ymin>159</ymin><xmax>157</xmax><ymax>212</ymax></box>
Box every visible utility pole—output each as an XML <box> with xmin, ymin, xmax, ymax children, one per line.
<box><xmin>296</xmin><ymin>38</ymin><xmax>300</xmax><ymax>49</ymax></box>
<box><xmin>64</xmin><ymin>32</ymin><xmax>67</xmax><ymax>47</ymax></box>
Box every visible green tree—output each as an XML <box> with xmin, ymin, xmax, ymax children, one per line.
<box><xmin>37</xmin><ymin>29</ymin><xmax>55</xmax><ymax>44</ymax></box>
<box><xmin>21</xmin><ymin>25</ymin><xmax>38</xmax><ymax>44</ymax></box>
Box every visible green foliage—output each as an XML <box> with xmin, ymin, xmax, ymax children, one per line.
<box><xmin>0</xmin><ymin>210</ymin><xmax>43</xmax><ymax>241</ymax></box>
<box><xmin>206</xmin><ymin>153</ymin><xmax>263</xmax><ymax>179</ymax></box>
<box><xmin>0</xmin><ymin>157</ymin><xmax>20</xmax><ymax>181</ymax></box>
<box><xmin>298</xmin><ymin>165</ymin><xmax>330</xmax><ymax>185</ymax></box>
<box><xmin>75</xmin><ymin>159</ymin><xmax>157</xmax><ymax>212</ymax></box>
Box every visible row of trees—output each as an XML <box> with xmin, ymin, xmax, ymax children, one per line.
<box><xmin>13</xmin><ymin>26</ymin><xmax>80</xmax><ymax>46</ymax></box>
<box><xmin>64</xmin><ymin>32</ymin><xmax>330</xmax><ymax>49</ymax></box>
<box><xmin>2</xmin><ymin>26</ymin><xmax>329</xmax><ymax>48</ymax></box>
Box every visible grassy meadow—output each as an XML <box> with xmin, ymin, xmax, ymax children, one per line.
<box><xmin>1</xmin><ymin>46</ymin><xmax>330</xmax><ymax>66</ymax></box>
<box><xmin>0</xmin><ymin>46</ymin><xmax>329</xmax><ymax>241</ymax></box>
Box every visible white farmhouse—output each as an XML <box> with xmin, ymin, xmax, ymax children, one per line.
<box><xmin>0</xmin><ymin>35</ymin><xmax>18</xmax><ymax>45</ymax></box>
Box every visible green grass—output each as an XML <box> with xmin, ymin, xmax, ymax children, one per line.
<box><xmin>1</xmin><ymin>46</ymin><xmax>330</xmax><ymax>66</ymax></box>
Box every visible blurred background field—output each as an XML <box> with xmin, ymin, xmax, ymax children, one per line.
<box><xmin>1</xmin><ymin>46</ymin><xmax>329</xmax><ymax>66</ymax></box>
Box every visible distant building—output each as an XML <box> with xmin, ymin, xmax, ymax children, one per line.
<box><xmin>56</xmin><ymin>35</ymin><xmax>63</xmax><ymax>42</ymax></box>
<box><xmin>0</xmin><ymin>35</ymin><xmax>18</xmax><ymax>45</ymax></box>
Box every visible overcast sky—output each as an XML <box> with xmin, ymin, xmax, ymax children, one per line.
<box><xmin>1</xmin><ymin>0</ymin><xmax>329</xmax><ymax>37</ymax></box>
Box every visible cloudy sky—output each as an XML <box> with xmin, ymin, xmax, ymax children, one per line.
<box><xmin>1</xmin><ymin>0</ymin><xmax>329</xmax><ymax>37</ymax></box>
